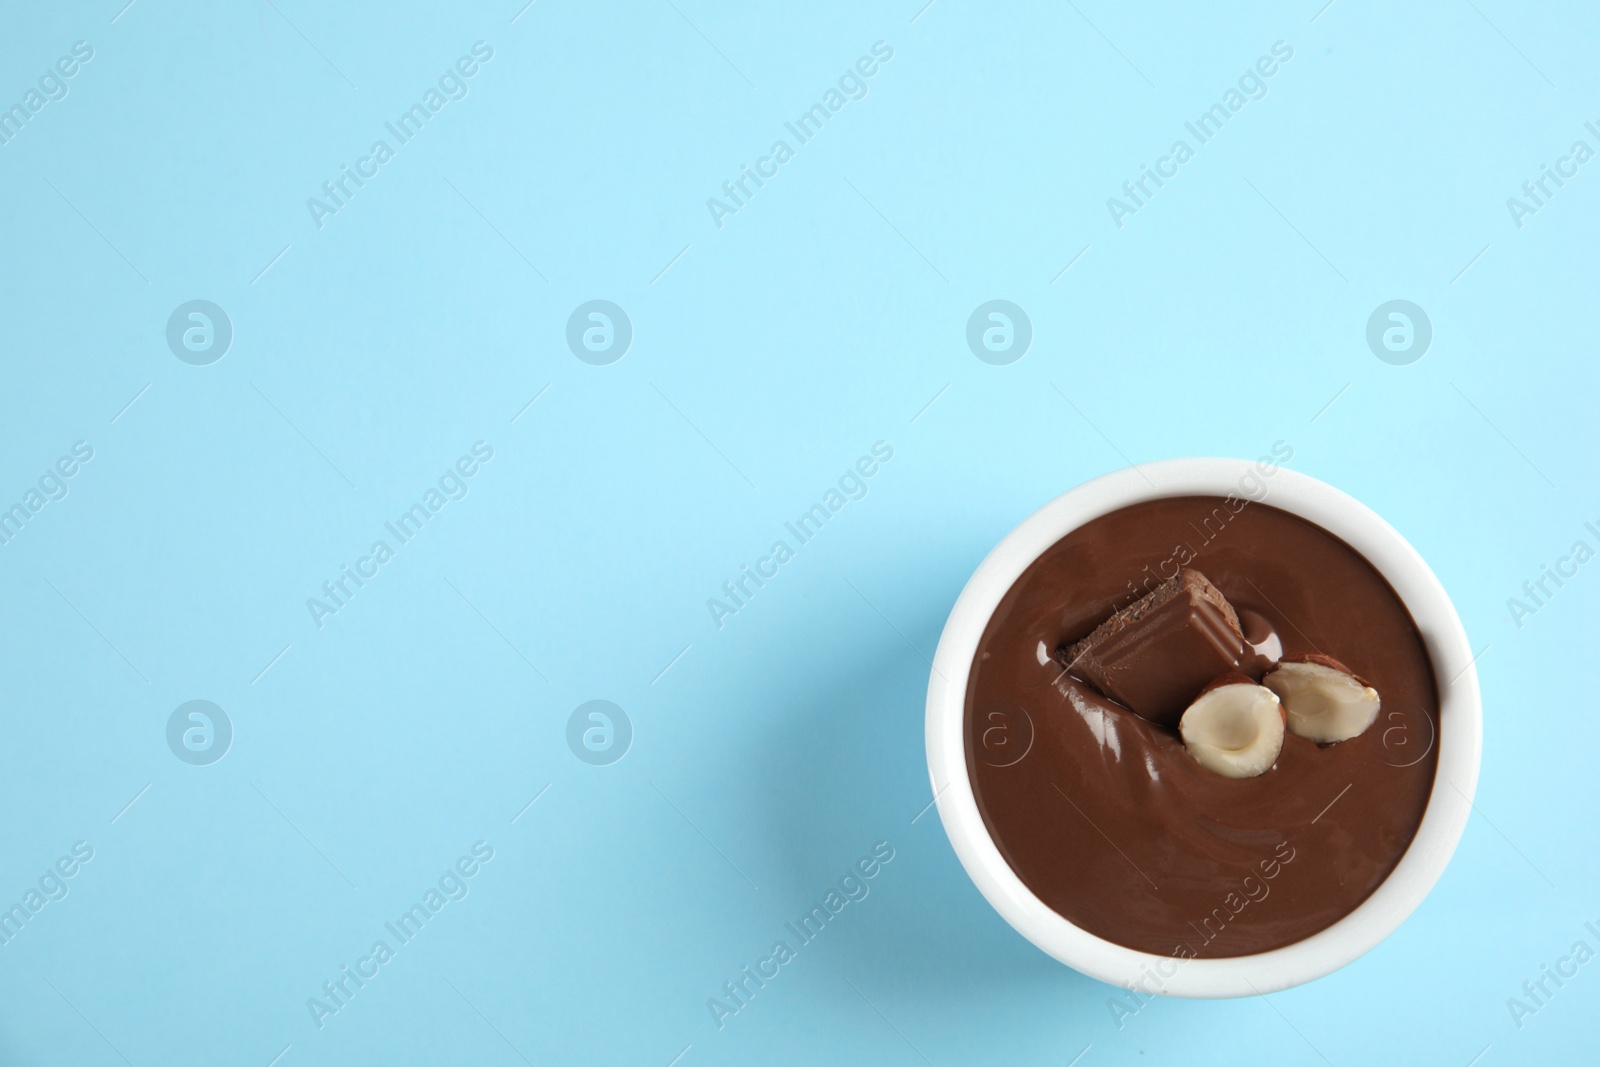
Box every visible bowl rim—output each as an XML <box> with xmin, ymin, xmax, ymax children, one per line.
<box><xmin>924</xmin><ymin>457</ymin><xmax>1482</xmax><ymax>998</ymax></box>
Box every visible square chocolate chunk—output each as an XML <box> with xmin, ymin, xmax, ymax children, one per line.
<box><xmin>1055</xmin><ymin>568</ymin><xmax>1245</xmax><ymax>727</ymax></box>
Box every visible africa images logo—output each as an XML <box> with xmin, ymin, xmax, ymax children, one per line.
<box><xmin>1105</xmin><ymin>41</ymin><xmax>1294</xmax><ymax>229</ymax></box>
<box><xmin>0</xmin><ymin>40</ymin><xmax>94</xmax><ymax>149</ymax></box>
<box><xmin>705</xmin><ymin>41</ymin><xmax>894</xmax><ymax>230</ymax></box>
<box><xmin>306</xmin><ymin>42</ymin><xmax>495</xmax><ymax>230</ymax></box>
<box><xmin>166</xmin><ymin>701</ymin><xmax>232</xmax><ymax>766</ymax></box>
<box><xmin>566</xmin><ymin>700</ymin><xmax>632</xmax><ymax>766</ymax></box>
<box><xmin>965</xmin><ymin>301</ymin><xmax>1032</xmax><ymax>365</ymax></box>
<box><xmin>165</xmin><ymin>300</ymin><xmax>233</xmax><ymax>365</ymax></box>
<box><xmin>566</xmin><ymin>301</ymin><xmax>632</xmax><ymax>365</ymax></box>
<box><xmin>1365</xmin><ymin>300</ymin><xmax>1431</xmax><ymax>365</ymax></box>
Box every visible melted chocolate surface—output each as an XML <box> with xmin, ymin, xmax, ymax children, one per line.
<box><xmin>966</xmin><ymin>497</ymin><xmax>1438</xmax><ymax>957</ymax></box>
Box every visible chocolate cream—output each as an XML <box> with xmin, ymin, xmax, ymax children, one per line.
<box><xmin>965</xmin><ymin>496</ymin><xmax>1438</xmax><ymax>958</ymax></box>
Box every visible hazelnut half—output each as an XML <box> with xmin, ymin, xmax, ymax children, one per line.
<box><xmin>1262</xmin><ymin>655</ymin><xmax>1380</xmax><ymax>743</ymax></box>
<box><xmin>1179</xmin><ymin>676</ymin><xmax>1286</xmax><ymax>779</ymax></box>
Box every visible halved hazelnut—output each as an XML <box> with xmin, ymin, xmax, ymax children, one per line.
<box><xmin>1178</xmin><ymin>676</ymin><xmax>1285</xmax><ymax>779</ymax></box>
<box><xmin>1262</xmin><ymin>655</ymin><xmax>1380</xmax><ymax>743</ymax></box>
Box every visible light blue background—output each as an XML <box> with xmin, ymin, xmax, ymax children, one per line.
<box><xmin>1</xmin><ymin>1</ymin><xmax>1595</xmax><ymax>1064</ymax></box>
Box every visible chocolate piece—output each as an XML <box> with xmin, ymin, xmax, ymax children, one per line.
<box><xmin>1055</xmin><ymin>568</ymin><xmax>1245</xmax><ymax>727</ymax></box>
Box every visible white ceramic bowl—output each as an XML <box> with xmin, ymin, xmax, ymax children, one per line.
<box><xmin>925</xmin><ymin>458</ymin><xmax>1481</xmax><ymax>998</ymax></box>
